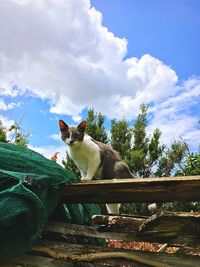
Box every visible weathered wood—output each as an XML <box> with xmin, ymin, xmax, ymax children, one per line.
<box><xmin>46</xmin><ymin>221</ymin><xmax>136</xmax><ymax>241</ymax></box>
<box><xmin>157</xmin><ymin>243</ymin><xmax>168</xmax><ymax>252</ymax></box>
<box><xmin>62</xmin><ymin>176</ymin><xmax>200</xmax><ymax>203</ymax></box>
<box><xmin>139</xmin><ymin>211</ymin><xmax>200</xmax><ymax>233</ymax></box>
<box><xmin>138</xmin><ymin>211</ymin><xmax>200</xmax><ymax>247</ymax></box>
<box><xmin>46</xmin><ymin>211</ymin><xmax>200</xmax><ymax>247</ymax></box>
<box><xmin>92</xmin><ymin>214</ymin><xmax>146</xmax><ymax>230</ymax></box>
<box><xmin>92</xmin><ymin>213</ymin><xmax>200</xmax><ymax>247</ymax></box>
<box><xmin>31</xmin><ymin>240</ymin><xmax>200</xmax><ymax>267</ymax></box>
<box><xmin>0</xmin><ymin>254</ymin><xmax>73</xmax><ymax>267</ymax></box>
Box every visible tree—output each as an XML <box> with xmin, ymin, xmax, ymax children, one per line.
<box><xmin>0</xmin><ymin>119</ymin><xmax>30</xmax><ymax>147</ymax></box>
<box><xmin>163</xmin><ymin>151</ymin><xmax>200</xmax><ymax>212</ymax></box>
<box><xmin>0</xmin><ymin>120</ymin><xmax>7</xmax><ymax>142</ymax></box>
<box><xmin>176</xmin><ymin>152</ymin><xmax>200</xmax><ymax>176</ymax></box>
<box><xmin>155</xmin><ymin>140</ymin><xmax>188</xmax><ymax>177</ymax></box>
<box><xmin>9</xmin><ymin>123</ymin><xmax>30</xmax><ymax>147</ymax></box>
<box><xmin>109</xmin><ymin>104</ymin><xmax>189</xmax><ymax>215</ymax></box>
<box><xmin>127</xmin><ymin>104</ymin><xmax>165</xmax><ymax>178</ymax></box>
<box><xmin>86</xmin><ymin>108</ymin><xmax>109</xmax><ymax>143</ymax></box>
<box><xmin>110</xmin><ymin>119</ymin><xmax>132</xmax><ymax>163</ymax></box>
<box><xmin>62</xmin><ymin>153</ymin><xmax>81</xmax><ymax>178</ymax></box>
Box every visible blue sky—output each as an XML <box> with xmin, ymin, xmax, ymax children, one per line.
<box><xmin>92</xmin><ymin>0</ymin><xmax>200</xmax><ymax>80</ymax></box>
<box><xmin>0</xmin><ymin>0</ymin><xmax>199</xmax><ymax>162</ymax></box>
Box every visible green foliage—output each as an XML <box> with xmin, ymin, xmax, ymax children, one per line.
<box><xmin>155</xmin><ymin>140</ymin><xmax>188</xmax><ymax>177</ymax></box>
<box><xmin>162</xmin><ymin>152</ymin><xmax>200</xmax><ymax>213</ymax></box>
<box><xmin>127</xmin><ymin>104</ymin><xmax>165</xmax><ymax>178</ymax></box>
<box><xmin>176</xmin><ymin>153</ymin><xmax>200</xmax><ymax>176</ymax></box>
<box><xmin>110</xmin><ymin>119</ymin><xmax>131</xmax><ymax>162</ymax></box>
<box><xmin>0</xmin><ymin>121</ymin><xmax>7</xmax><ymax>142</ymax></box>
<box><xmin>86</xmin><ymin>108</ymin><xmax>109</xmax><ymax>143</ymax></box>
<box><xmin>148</xmin><ymin>128</ymin><xmax>165</xmax><ymax>164</ymax></box>
<box><xmin>121</xmin><ymin>203</ymin><xmax>149</xmax><ymax>216</ymax></box>
<box><xmin>132</xmin><ymin>104</ymin><xmax>148</xmax><ymax>153</ymax></box>
<box><xmin>8</xmin><ymin>123</ymin><xmax>30</xmax><ymax>147</ymax></box>
<box><xmin>112</xmin><ymin>104</ymin><xmax>193</xmax><ymax>215</ymax></box>
<box><xmin>0</xmin><ymin>120</ymin><xmax>29</xmax><ymax>147</ymax></box>
<box><xmin>62</xmin><ymin>152</ymin><xmax>81</xmax><ymax>179</ymax></box>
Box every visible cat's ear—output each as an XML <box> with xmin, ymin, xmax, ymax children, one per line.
<box><xmin>59</xmin><ymin>120</ymin><xmax>68</xmax><ymax>131</ymax></box>
<box><xmin>77</xmin><ymin>120</ymin><xmax>86</xmax><ymax>132</ymax></box>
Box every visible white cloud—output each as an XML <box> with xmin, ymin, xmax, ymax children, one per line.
<box><xmin>0</xmin><ymin>82</ymin><xmax>20</xmax><ymax>97</ymax></box>
<box><xmin>0</xmin><ymin>0</ymin><xmax>178</xmax><ymax>120</ymax></box>
<box><xmin>147</xmin><ymin>77</ymin><xmax>200</xmax><ymax>150</ymax></box>
<box><xmin>0</xmin><ymin>0</ymin><xmax>199</xmax><ymax>150</ymax></box>
<box><xmin>0</xmin><ymin>99</ymin><xmax>20</xmax><ymax>110</ymax></box>
<box><xmin>49</xmin><ymin>133</ymin><xmax>61</xmax><ymax>141</ymax></box>
<box><xmin>0</xmin><ymin>115</ymin><xmax>14</xmax><ymax>128</ymax></box>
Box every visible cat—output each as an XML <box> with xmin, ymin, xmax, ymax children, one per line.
<box><xmin>59</xmin><ymin>119</ymin><xmax>134</xmax><ymax>214</ymax></box>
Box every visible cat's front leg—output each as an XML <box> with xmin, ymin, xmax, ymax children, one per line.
<box><xmin>81</xmin><ymin>163</ymin><xmax>98</xmax><ymax>181</ymax></box>
<box><xmin>80</xmin><ymin>170</ymin><xmax>94</xmax><ymax>181</ymax></box>
<box><xmin>80</xmin><ymin>170</ymin><xmax>87</xmax><ymax>180</ymax></box>
<box><xmin>81</xmin><ymin>177</ymin><xmax>93</xmax><ymax>181</ymax></box>
<box><xmin>81</xmin><ymin>171</ymin><xmax>94</xmax><ymax>181</ymax></box>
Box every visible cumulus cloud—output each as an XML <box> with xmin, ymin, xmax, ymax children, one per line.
<box><xmin>49</xmin><ymin>133</ymin><xmax>61</xmax><ymax>142</ymax></box>
<box><xmin>0</xmin><ymin>0</ymin><xmax>178</xmax><ymax>120</ymax></box>
<box><xmin>0</xmin><ymin>0</ymin><xmax>199</xmax><ymax>150</ymax></box>
<box><xmin>0</xmin><ymin>115</ymin><xmax>14</xmax><ymax>128</ymax></box>
<box><xmin>0</xmin><ymin>99</ymin><xmax>20</xmax><ymax>110</ymax></box>
<box><xmin>147</xmin><ymin>77</ymin><xmax>200</xmax><ymax>150</ymax></box>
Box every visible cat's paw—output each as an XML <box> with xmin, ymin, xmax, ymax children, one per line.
<box><xmin>81</xmin><ymin>177</ymin><xmax>92</xmax><ymax>182</ymax></box>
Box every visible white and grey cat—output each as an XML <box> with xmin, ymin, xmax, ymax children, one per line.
<box><xmin>59</xmin><ymin>119</ymin><xmax>134</xmax><ymax>214</ymax></box>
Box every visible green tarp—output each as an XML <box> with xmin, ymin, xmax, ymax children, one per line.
<box><xmin>0</xmin><ymin>142</ymin><xmax>101</xmax><ymax>260</ymax></box>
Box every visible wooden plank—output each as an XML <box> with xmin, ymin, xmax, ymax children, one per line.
<box><xmin>46</xmin><ymin>211</ymin><xmax>200</xmax><ymax>247</ymax></box>
<box><xmin>46</xmin><ymin>221</ymin><xmax>136</xmax><ymax>242</ymax></box>
<box><xmin>139</xmin><ymin>211</ymin><xmax>200</xmax><ymax>233</ymax></box>
<box><xmin>31</xmin><ymin>240</ymin><xmax>200</xmax><ymax>267</ymax></box>
<box><xmin>0</xmin><ymin>254</ymin><xmax>73</xmax><ymax>267</ymax></box>
<box><xmin>93</xmin><ymin>213</ymin><xmax>200</xmax><ymax>247</ymax></box>
<box><xmin>62</xmin><ymin>176</ymin><xmax>200</xmax><ymax>203</ymax></box>
<box><xmin>92</xmin><ymin>214</ymin><xmax>145</xmax><ymax>231</ymax></box>
<box><xmin>138</xmin><ymin>211</ymin><xmax>200</xmax><ymax>247</ymax></box>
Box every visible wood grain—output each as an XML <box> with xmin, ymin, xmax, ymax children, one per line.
<box><xmin>62</xmin><ymin>176</ymin><xmax>200</xmax><ymax>203</ymax></box>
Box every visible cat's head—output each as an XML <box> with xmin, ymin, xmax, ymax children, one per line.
<box><xmin>59</xmin><ymin>120</ymin><xmax>86</xmax><ymax>146</ymax></box>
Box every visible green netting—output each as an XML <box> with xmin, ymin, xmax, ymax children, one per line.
<box><xmin>0</xmin><ymin>142</ymin><xmax>101</xmax><ymax>260</ymax></box>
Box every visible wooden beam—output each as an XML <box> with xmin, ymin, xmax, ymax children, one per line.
<box><xmin>46</xmin><ymin>221</ymin><xmax>136</xmax><ymax>242</ymax></box>
<box><xmin>46</xmin><ymin>211</ymin><xmax>200</xmax><ymax>247</ymax></box>
<box><xmin>0</xmin><ymin>254</ymin><xmax>73</xmax><ymax>267</ymax></box>
<box><xmin>62</xmin><ymin>176</ymin><xmax>200</xmax><ymax>204</ymax></box>
<box><xmin>31</xmin><ymin>240</ymin><xmax>200</xmax><ymax>267</ymax></box>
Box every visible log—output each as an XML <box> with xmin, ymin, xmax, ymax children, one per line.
<box><xmin>62</xmin><ymin>176</ymin><xmax>200</xmax><ymax>203</ymax></box>
<box><xmin>31</xmin><ymin>240</ymin><xmax>200</xmax><ymax>267</ymax></box>
<box><xmin>138</xmin><ymin>211</ymin><xmax>200</xmax><ymax>247</ymax></box>
<box><xmin>46</xmin><ymin>221</ymin><xmax>136</xmax><ymax>242</ymax></box>
<box><xmin>46</xmin><ymin>211</ymin><xmax>200</xmax><ymax>247</ymax></box>
<box><xmin>0</xmin><ymin>254</ymin><xmax>73</xmax><ymax>267</ymax></box>
<box><xmin>92</xmin><ymin>213</ymin><xmax>200</xmax><ymax>247</ymax></box>
<box><xmin>92</xmin><ymin>214</ymin><xmax>145</xmax><ymax>231</ymax></box>
<box><xmin>139</xmin><ymin>211</ymin><xmax>200</xmax><ymax>233</ymax></box>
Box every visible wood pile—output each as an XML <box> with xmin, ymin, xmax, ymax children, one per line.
<box><xmin>1</xmin><ymin>176</ymin><xmax>200</xmax><ymax>266</ymax></box>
